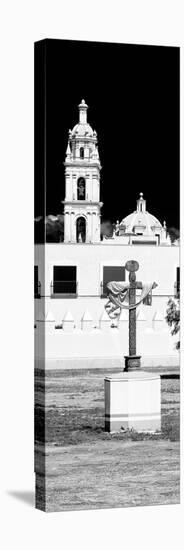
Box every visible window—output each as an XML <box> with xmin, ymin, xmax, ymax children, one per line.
<box><xmin>52</xmin><ymin>266</ymin><xmax>77</xmax><ymax>296</ymax></box>
<box><xmin>132</xmin><ymin>240</ymin><xmax>156</xmax><ymax>245</ymax></box>
<box><xmin>155</xmin><ymin>233</ymin><xmax>160</xmax><ymax>245</ymax></box>
<box><xmin>34</xmin><ymin>266</ymin><xmax>41</xmax><ymax>298</ymax></box>
<box><xmin>77</xmin><ymin>177</ymin><xmax>86</xmax><ymax>200</ymax></box>
<box><xmin>102</xmin><ymin>266</ymin><xmax>125</xmax><ymax>297</ymax></box>
<box><xmin>80</xmin><ymin>147</ymin><xmax>84</xmax><ymax>159</ymax></box>
<box><xmin>175</xmin><ymin>267</ymin><xmax>180</xmax><ymax>296</ymax></box>
<box><xmin>76</xmin><ymin>217</ymin><xmax>86</xmax><ymax>242</ymax></box>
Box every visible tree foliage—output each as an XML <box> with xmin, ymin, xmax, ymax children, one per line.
<box><xmin>46</xmin><ymin>215</ymin><xmax>64</xmax><ymax>242</ymax></box>
<box><xmin>100</xmin><ymin>220</ymin><xmax>113</xmax><ymax>239</ymax></box>
<box><xmin>167</xmin><ymin>226</ymin><xmax>180</xmax><ymax>244</ymax></box>
<box><xmin>165</xmin><ymin>297</ymin><xmax>180</xmax><ymax>349</ymax></box>
<box><xmin>35</xmin><ymin>216</ymin><xmax>114</xmax><ymax>242</ymax></box>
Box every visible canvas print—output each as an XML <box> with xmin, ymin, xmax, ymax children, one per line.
<box><xmin>34</xmin><ymin>39</ymin><xmax>180</xmax><ymax>512</ymax></box>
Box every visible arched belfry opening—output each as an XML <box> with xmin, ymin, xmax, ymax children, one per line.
<box><xmin>80</xmin><ymin>147</ymin><xmax>84</xmax><ymax>158</ymax></box>
<box><xmin>77</xmin><ymin>177</ymin><xmax>86</xmax><ymax>200</ymax></box>
<box><xmin>76</xmin><ymin>216</ymin><xmax>86</xmax><ymax>242</ymax></box>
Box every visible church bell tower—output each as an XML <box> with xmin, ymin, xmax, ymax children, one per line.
<box><xmin>63</xmin><ymin>100</ymin><xmax>103</xmax><ymax>243</ymax></box>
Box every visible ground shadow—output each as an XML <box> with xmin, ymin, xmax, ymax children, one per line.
<box><xmin>7</xmin><ymin>490</ymin><xmax>35</xmax><ymax>507</ymax></box>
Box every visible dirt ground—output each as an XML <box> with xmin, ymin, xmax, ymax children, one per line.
<box><xmin>35</xmin><ymin>367</ymin><xmax>180</xmax><ymax>512</ymax></box>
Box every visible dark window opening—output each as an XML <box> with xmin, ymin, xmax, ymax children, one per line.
<box><xmin>34</xmin><ymin>265</ymin><xmax>41</xmax><ymax>298</ymax></box>
<box><xmin>132</xmin><ymin>240</ymin><xmax>156</xmax><ymax>245</ymax></box>
<box><xmin>76</xmin><ymin>216</ymin><xmax>86</xmax><ymax>242</ymax></box>
<box><xmin>102</xmin><ymin>266</ymin><xmax>125</xmax><ymax>297</ymax></box>
<box><xmin>176</xmin><ymin>266</ymin><xmax>180</xmax><ymax>296</ymax></box>
<box><xmin>77</xmin><ymin>177</ymin><xmax>85</xmax><ymax>200</ymax></box>
<box><xmin>80</xmin><ymin>147</ymin><xmax>84</xmax><ymax>158</ymax></box>
<box><xmin>52</xmin><ymin>266</ymin><xmax>77</xmax><ymax>295</ymax></box>
<box><xmin>155</xmin><ymin>233</ymin><xmax>160</xmax><ymax>245</ymax></box>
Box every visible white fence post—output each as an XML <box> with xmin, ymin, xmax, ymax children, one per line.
<box><xmin>36</xmin><ymin>310</ymin><xmax>55</xmax><ymax>333</ymax></box>
<box><xmin>62</xmin><ymin>310</ymin><xmax>75</xmax><ymax>332</ymax></box>
<box><xmin>99</xmin><ymin>309</ymin><xmax>111</xmax><ymax>331</ymax></box>
<box><xmin>81</xmin><ymin>310</ymin><xmax>93</xmax><ymax>331</ymax></box>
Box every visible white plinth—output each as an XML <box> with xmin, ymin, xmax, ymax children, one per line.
<box><xmin>104</xmin><ymin>372</ymin><xmax>161</xmax><ymax>433</ymax></box>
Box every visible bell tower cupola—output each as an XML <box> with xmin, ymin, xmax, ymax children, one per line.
<box><xmin>63</xmin><ymin>100</ymin><xmax>103</xmax><ymax>243</ymax></box>
<box><xmin>78</xmin><ymin>99</ymin><xmax>88</xmax><ymax>124</ymax></box>
<box><xmin>137</xmin><ymin>192</ymin><xmax>146</xmax><ymax>213</ymax></box>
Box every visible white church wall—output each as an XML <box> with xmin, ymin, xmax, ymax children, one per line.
<box><xmin>34</xmin><ymin>243</ymin><xmax>179</xmax><ymax>366</ymax></box>
<box><xmin>35</xmin><ymin>243</ymin><xmax>179</xmax><ymax>321</ymax></box>
<box><xmin>44</xmin><ymin>242</ymin><xmax>178</xmax><ymax>294</ymax></box>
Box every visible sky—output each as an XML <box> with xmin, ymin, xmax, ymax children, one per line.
<box><xmin>35</xmin><ymin>39</ymin><xmax>180</xmax><ymax>229</ymax></box>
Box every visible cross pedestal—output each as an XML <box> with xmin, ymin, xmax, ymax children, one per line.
<box><xmin>105</xmin><ymin>371</ymin><xmax>161</xmax><ymax>432</ymax></box>
<box><xmin>104</xmin><ymin>259</ymin><xmax>161</xmax><ymax>433</ymax></box>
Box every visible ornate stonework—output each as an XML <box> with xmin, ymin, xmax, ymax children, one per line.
<box><xmin>63</xmin><ymin>100</ymin><xmax>103</xmax><ymax>243</ymax></box>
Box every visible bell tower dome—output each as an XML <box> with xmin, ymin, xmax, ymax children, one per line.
<box><xmin>63</xmin><ymin>100</ymin><xmax>103</xmax><ymax>243</ymax></box>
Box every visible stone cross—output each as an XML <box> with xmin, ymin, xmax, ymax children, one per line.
<box><xmin>124</xmin><ymin>260</ymin><xmax>142</xmax><ymax>371</ymax></box>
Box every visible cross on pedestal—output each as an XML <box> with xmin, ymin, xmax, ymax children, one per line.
<box><xmin>124</xmin><ymin>260</ymin><xmax>142</xmax><ymax>372</ymax></box>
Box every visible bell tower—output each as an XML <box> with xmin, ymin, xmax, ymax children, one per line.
<box><xmin>63</xmin><ymin>100</ymin><xmax>103</xmax><ymax>243</ymax></box>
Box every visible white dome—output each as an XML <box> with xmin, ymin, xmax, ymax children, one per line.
<box><xmin>121</xmin><ymin>210</ymin><xmax>162</xmax><ymax>232</ymax></box>
<box><xmin>120</xmin><ymin>193</ymin><xmax>162</xmax><ymax>234</ymax></box>
<box><xmin>71</xmin><ymin>122</ymin><xmax>94</xmax><ymax>138</ymax></box>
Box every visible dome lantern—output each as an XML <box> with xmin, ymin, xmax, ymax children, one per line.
<box><xmin>137</xmin><ymin>192</ymin><xmax>146</xmax><ymax>213</ymax></box>
<box><xmin>78</xmin><ymin>99</ymin><xmax>88</xmax><ymax>124</ymax></box>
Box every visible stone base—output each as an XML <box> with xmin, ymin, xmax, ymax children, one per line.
<box><xmin>105</xmin><ymin>372</ymin><xmax>161</xmax><ymax>433</ymax></box>
<box><xmin>124</xmin><ymin>355</ymin><xmax>141</xmax><ymax>371</ymax></box>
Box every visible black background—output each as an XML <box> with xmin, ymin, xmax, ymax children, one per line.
<box><xmin>35</xmin><ymin>39</ymin><xmax>180</xmax><ymax>228</ymax></box>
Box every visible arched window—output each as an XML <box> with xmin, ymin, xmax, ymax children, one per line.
<box><xmin>76</xmin><ymin>217</ymin><xmax>86</xmax><ymax>242</ymax></box>
<box><xmin>80</xmin><ymin>147</ymin><xmax>84</xmax><ymax>159</ymax></box>
<box><xmin>77</xmin><ymin>177</ymin><xmax>86</xmax><ymax>200</ymax></box>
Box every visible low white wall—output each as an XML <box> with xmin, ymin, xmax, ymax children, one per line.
<box><xmin>35</xmin><ymin>319</ymin><xmax>179</xmax><ymax>368</ymax></box>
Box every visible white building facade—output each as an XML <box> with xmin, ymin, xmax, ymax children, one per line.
<box><xmin>35</xmin><ymin>101</ymin><xmax>180</xmax><ymax>367</ymax></box>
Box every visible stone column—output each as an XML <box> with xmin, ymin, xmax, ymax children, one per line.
<box><xmin>129</xmin><ymin>271</ymin><xmax>136</xmax><ymax>356</ymax></box>
<box><xmin>64</xmin><ymin>212</ymin><xmax>70</xmax><ymax>242</ymax></box>
<box><xmin>70</xmin><ymin>212</ymin><xmax>76</xmax><ymax>243</ymax></box>
<box><xmin>86</xmin><ymin>212</ymin><xmax>91</xmax><ymax>243</ymax></box>
<box><xmin>124</xmin><ymin>260</ymin><xmax>141</xmax><ymax>371</ymax></box>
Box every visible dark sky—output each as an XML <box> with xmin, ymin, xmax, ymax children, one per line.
<box><xmin>35</xmin><ymin>39</ymin><xmax>180</xmax><ymax>228</ymax></box>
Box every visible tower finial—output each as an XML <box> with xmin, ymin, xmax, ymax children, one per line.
<box><xmin>78</xmin><ymin>99</ymin><xmax>88</xmax><ymax>123</ymax></box>
<box><xmin>66</xmin><ymin>142</ymin><xmax>71</xmax><ymax>160</ymax></box>
<box><xmin>137</xmin><ymin>192</ymin><xmax>146</xmax><ymax>213</ymax></box>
